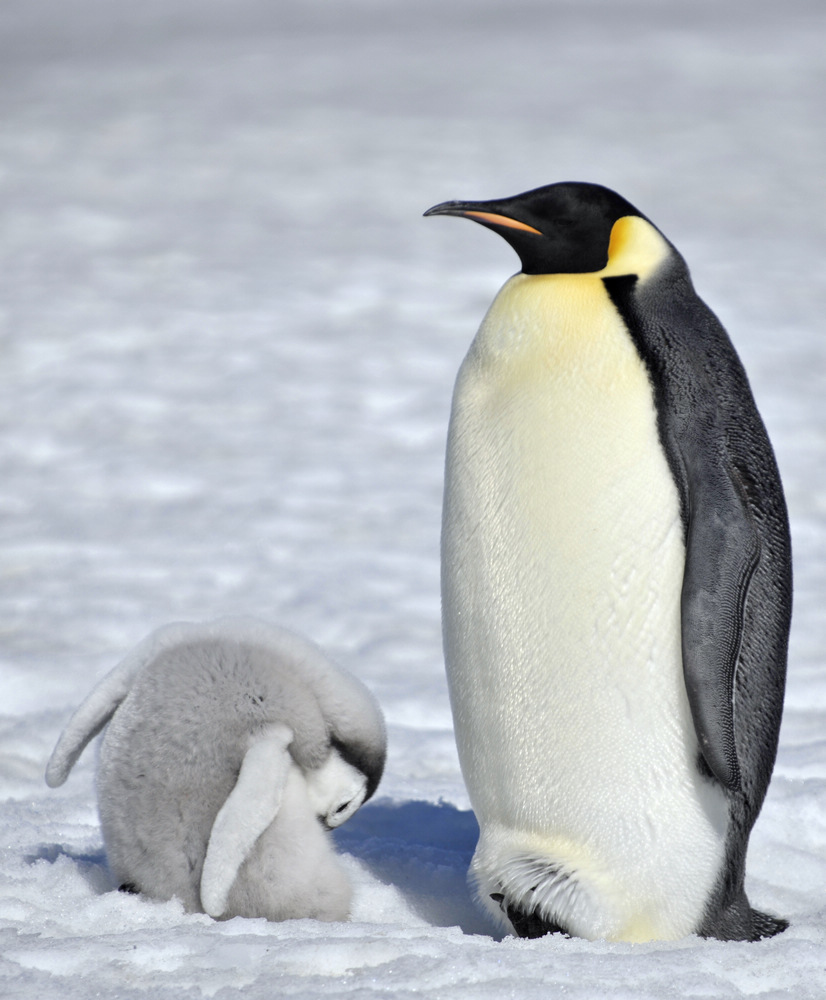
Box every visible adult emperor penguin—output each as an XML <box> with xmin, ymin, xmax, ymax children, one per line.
<box><xmin>46</xmin><ymin>617</ymin><xmax>386</xmax><ymax>922</ymax></box>
<box><xmin>425</xmin><ymin>182</ymin><xmax>791</xmax><ymax>943</ymax></box>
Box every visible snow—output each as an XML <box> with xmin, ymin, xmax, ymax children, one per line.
<box><xmin>1</xmin><ymin>0</ymin><xmax>824</xmax><ymax>996</ymax></box>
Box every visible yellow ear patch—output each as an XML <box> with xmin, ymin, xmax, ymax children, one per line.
<box><xmin>607</xmin><ymin>216</ymin><xmax>637</xmax><ymax>261</ymax></box>
<box><xmin>600</xmin><ymin>215</ymin><xmax>670</xmax><ymax>281</ymax></box>
<box><xmin>463</xmin><ymin>211</ymin><xmax>543</xmax><ymax>235</ymax></box>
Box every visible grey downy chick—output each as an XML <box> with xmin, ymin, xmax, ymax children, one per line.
<box><xmin>46</xmin><ymin>617</ymin><xmax>386</xmax><ymax>922</ymax></box>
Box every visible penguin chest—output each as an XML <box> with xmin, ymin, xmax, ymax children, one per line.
<box><xmin>442</xmin><ymin>274</ymin><xmax>727</xmax><ymax>935</ymax></box>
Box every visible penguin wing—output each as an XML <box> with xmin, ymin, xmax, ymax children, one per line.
<box><xmin>47</xmin><ymin>620</ymin><xmax>257</xmax><ymax>787</ymax></box>
<box><xmin>200</xmin><ymin>723</ymin><xmax>294</xmax><ymax>918</ymax></box>
<box><xmin>44</xmin><ymin>628</ymin><xmax>170</xmax><ymax>787</ymax></box>
<box><xmin>604</xmin><ymin>269</ymin><xmax>786</xmax><ymax>795</ymax></box>
<box><xmin>680</xmin><ymin>440</ymin><xmax>761</xmax><ymax>793</ymax></box>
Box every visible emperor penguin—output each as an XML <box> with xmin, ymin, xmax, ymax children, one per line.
<box><xmin>46</xmin><ymin>617</ymin><xmax>386</xmax><ymax>922</ymax></box>
<box><xmin>425</xmin><ymin>182</ymin><xmax>791</xmax><ymax>943</ymax></box>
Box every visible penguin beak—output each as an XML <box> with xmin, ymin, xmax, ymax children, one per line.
<box><xmin>424</xmin><ymin>201</ymin><xmax>543</xmax><ymax>235</ymax></box>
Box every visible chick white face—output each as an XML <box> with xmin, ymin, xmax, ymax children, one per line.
<box><xmin>305</xmin><ymin>750</ymin><xmax>368</xmax><ymax>829</ymax></box>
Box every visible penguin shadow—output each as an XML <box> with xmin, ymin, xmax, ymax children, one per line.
<box><xmin>333</xmin><ymin>798</ymin><xmax>500</xmax><ymax>938</ymax></box>
<box><xmin>26</xmin><ymin>843</ymin><xmax>115</xmax><ymax>896</ymax></box>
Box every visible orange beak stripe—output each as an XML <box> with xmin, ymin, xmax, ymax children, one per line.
<box><xmin>463</xmin><ymin>211</ymin><xmax>542</xmax><ymax>235</ymax></box>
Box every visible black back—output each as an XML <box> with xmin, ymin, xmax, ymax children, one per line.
<box><xmin>604</xmin><ymin>262</ymin><xmax>791</xmax><ymax>939</ymax></box>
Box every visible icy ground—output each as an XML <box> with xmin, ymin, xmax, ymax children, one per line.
<box><xmin>1</xmin><ymin>0</ymin><xmax>824</xmax><ymax>996</ymax></box>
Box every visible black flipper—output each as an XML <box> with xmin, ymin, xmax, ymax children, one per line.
<box><xmin>604</xmin><ymin>268</ymin><xmax>790</xmax><ymax>797</ymax></box>
<box><xmin>679</xmin><ymin>446</ymin><xmax>762</xmax><ymax>791</ymax></box>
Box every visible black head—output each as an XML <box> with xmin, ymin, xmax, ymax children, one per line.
<box><xmin>424</xmin><ymin>182</ymin><xmax>646</xmax><ymax>275</ymax></box>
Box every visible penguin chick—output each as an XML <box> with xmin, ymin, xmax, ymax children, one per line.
<box><xmin>46</xmin><ymin>617</ymin><xmax>386</xmax><ymax>921</ymax></box>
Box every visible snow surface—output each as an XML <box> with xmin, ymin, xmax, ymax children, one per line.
<box><xmin>1</xmin><ymin>0</ymin><xmax>824</xmax><ymax>996</ymax></box>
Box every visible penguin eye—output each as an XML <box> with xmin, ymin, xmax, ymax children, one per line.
<box><xmin>325</xmin><ymin>785</ymin><xmax>367</xmax><ymax>828</ymax></box>
<box><xmin>306</xmin><ymin>753</ymin><xmax>368</xmax><ymax>828</ymax></box>
<box><xmin>325</xmin><ymin>798</ymin><xmax>356</xmax><ymax>829</ymax></box>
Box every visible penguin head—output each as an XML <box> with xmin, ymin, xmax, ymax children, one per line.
<box><xmin>305</xmin><ymin>749</ymin><xmax>369</xmax><ymax>829</ymax></box>
<box><xmin>424</xmin><ymin>182</ymin><xmax>652</xmax><ymax>276</ymax></box>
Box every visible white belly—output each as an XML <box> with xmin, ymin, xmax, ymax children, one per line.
<box><xmin>442</xmin><ymin>273</ymin><xmax>728</xmax><ymax>941</ymax></box>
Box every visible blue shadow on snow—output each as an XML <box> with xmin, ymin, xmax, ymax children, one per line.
<box><xmin>333</xmin><ymin>798</ymin><xmax>499</xmax><ymax>937</ymax></box>
<box><xmin>29</xmin><ymin>800</ymin><xmax>497</xmax><ymax>937</ymax></box>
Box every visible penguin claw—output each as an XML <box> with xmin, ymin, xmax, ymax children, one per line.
<box><xmin>749</xmin><ymin>911</ymin><xmax>789</xmax><ymax>940</ymax></box>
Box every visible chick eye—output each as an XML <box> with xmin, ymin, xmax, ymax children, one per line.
<box><xmin>325</xmin><ymin>796</ymin><xmax>360</xmax><ymax>829</ymax></box>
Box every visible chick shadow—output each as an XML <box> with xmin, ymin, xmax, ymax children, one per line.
<box><xmin>28</xmin><ymin>802</ymin><xmax>499</xmax><ymax>938</ymax></box>
<box><xmin>333</xmin><ymin>798</ymin><xmax>500</xmax><ymax>938</ymax></box>
<box><xmin>26</xmin><ymin>843</ymin><xmax>115</xmax><ymax>895</ymax></box>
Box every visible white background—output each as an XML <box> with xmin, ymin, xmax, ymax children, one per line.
<box><xmin>1</xmin><ymin>0</ymin><xmax>824</xmax><ymax>996</ymax></box>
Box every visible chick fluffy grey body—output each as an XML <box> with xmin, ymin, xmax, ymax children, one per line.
<box><xmin>47</xmin><ymin>618</ymin><xmax>386</xmax><ymax>922</ymax></box>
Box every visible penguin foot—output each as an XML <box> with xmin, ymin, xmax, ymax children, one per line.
<box><xmin>698</xmin><ymin>891</ymin><xmax>789</xmax><ymax>942</ymax></box>
<box><xmin>748</xmin><ymin>910</ymin><xmax>789</xmax><ymax>941</ymax></box>
<box><xmin>490</xmin><ymin>892</ymin><xmax>568</xmax><ymax>939</ymax></box>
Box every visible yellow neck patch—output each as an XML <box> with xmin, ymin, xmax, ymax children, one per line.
<box><xmin>598</xmin><ymin>215</ymin><xmax>670</xmax><ymax>281</ymax></box>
